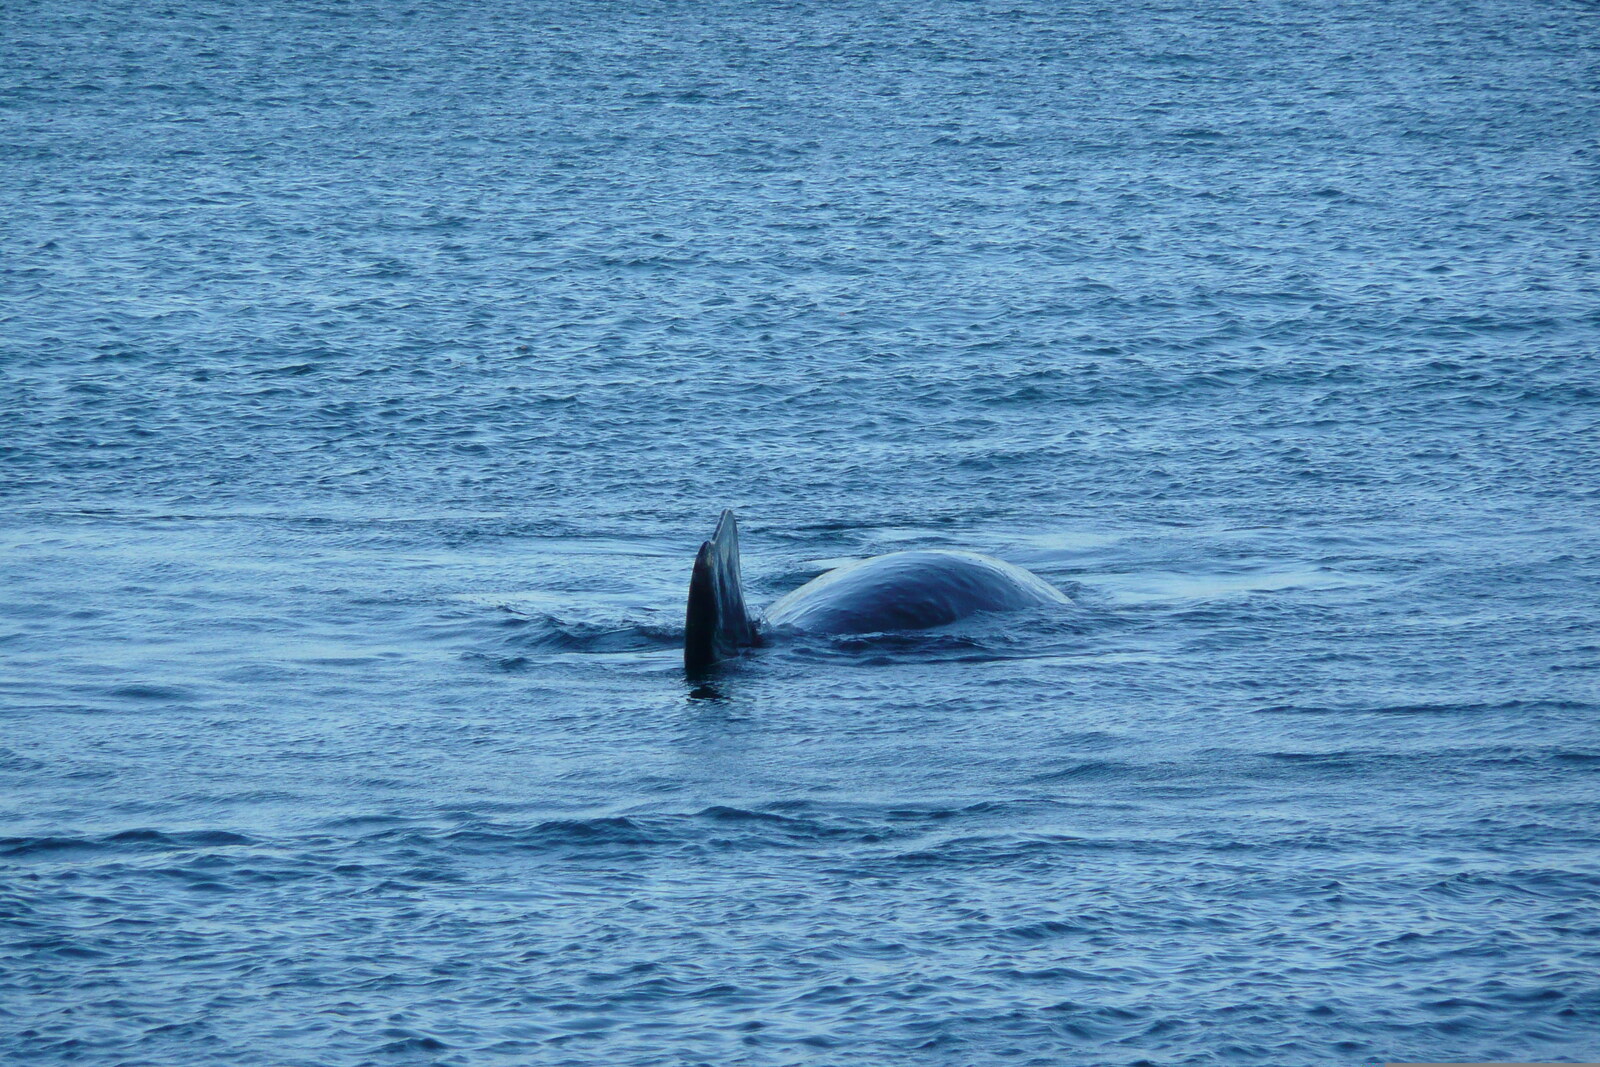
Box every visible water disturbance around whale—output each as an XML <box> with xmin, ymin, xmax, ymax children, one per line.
<box><xmin>684</xmin><ymin>510</ymin><xmax>1072</xmax><ymax>671</ymax></box>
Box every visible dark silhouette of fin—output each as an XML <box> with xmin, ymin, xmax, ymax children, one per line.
<box><xmin>684</xmin><ymin>510</ymin><xmax>758</xmax><ymax>674</ymax></box>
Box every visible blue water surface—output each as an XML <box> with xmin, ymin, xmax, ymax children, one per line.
<box><xmin>3</xmin><ymin>0</ymin><xmax>1598</xmax><ymax>1064</ymax></box>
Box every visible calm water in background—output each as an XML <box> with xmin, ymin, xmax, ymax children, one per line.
<box><xmin>3</xmin><ymin>0</ymin><xmax>1598</xmax><ymax>1063</ymax></box>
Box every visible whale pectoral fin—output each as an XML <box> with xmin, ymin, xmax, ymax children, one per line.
<box><xmin>684</xmin><ymin>510</ymin><xmax>758</xmax><ymax>673</ymax></box>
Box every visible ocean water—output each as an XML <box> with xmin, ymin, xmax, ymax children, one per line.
<box><xmin>3</xmin><ymin>0</ymin><xmax>1598</xmax><ymax>1063</ymax></box>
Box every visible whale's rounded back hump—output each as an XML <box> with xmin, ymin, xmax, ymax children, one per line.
<box><xmin>763</xmin><ymin>550</ymin><xmax>1070</xmax><ymax>635</ymax></box>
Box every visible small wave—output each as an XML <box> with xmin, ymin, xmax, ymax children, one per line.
<box><xmin>0</xmin><ymin>747</ymin><xmax>47</xmax><ymax>772</ymax></box>
<box><xmin>335</xmin><ymin>807</ymin><xmax>919</xmax><ymax>861</ymax></box>
<box><xmin>374</xmin><ymin>1033</ymin><xmax>449</xmax><ymax>1054</ymax></box>
<box><xmin>486</xmin><ymin>612</ymin><xmax>682</xmax><ymax>656</ymax></box>
<box><xmin>1253</xmin><ymin>698</ymin><xmax>1596</xmax><ymax>716</ymax></box>
<box><xmin>882</xmin><ymin>832</ymin><xmax>1125</xmax><ymax>868</ymax></box>
<box><xmin>0</xmin><ymin>828</ymin><xmax>256</xmax><ymax>859</ymax></box>
<box><xmin>103</xmin><ymin>683</ymin><xmax>198</xmax><ymax>703</ymax></box>
<box><xmin>1028</xmin><ymin>760</ymin><xmax>1132</xmax><ymax>783</ymax></box>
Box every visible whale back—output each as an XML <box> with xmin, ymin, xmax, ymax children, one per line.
<box><xmin>684</xmin><ymin>509</ymin><xmax>759</xmax><ymax>672</ymax></box>
<box><xmin>764</xmin><ymin>550</ymin><xmax>1070</xmax><ymax>635</ymax></box>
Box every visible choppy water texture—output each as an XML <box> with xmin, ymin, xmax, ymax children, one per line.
<box><xmin>3</xmin><ymin>0</ymin><xmax>1599</xmax><ymax>1063</ymax></box>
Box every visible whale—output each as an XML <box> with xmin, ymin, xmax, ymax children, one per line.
<box><xmin>684</xmin><ymin>510</ymin><xmax>1071</xmax><ymax>672</ymax></box>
